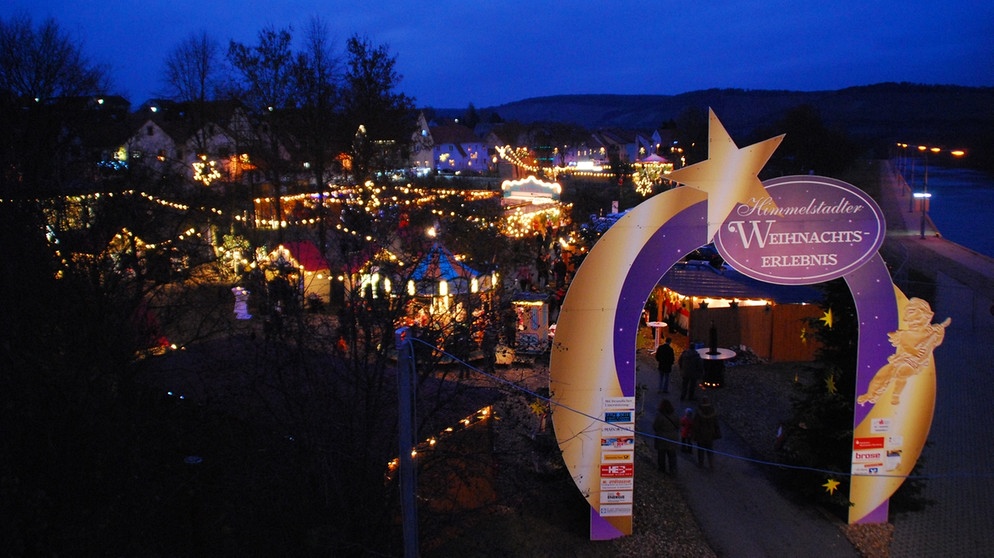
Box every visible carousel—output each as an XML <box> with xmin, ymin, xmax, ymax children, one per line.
<box><xmin>403</xmin><ymin>242</ymin><xmax>496</xmax><ymax>327</ymax></box>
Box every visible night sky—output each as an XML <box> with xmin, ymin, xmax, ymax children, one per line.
<box><xmin>3</xmin><ymin>0</ymin><xmax>991</xmax><ymax>108</ymax></box>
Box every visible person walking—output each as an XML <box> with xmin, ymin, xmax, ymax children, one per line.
<box><xmin>679</xmin><ymin>407</ymin><xmax>694</xmax><ymax>454</ymax></box>
<box><xmin>679</xmin><ymin>342</ymin><xmax>703</xmax><ymax>401</ymax></box>
<box><xmin>652</xmin><ymin>399</ymin><xmax>680</xmax><ymax>476</ymax></box>
<box><xmin>692</xmin><ymin>396</ymin><xmax>721</xmax><ymax>469</ymax></box>
<box><xmin>654</xmin><ymin>337</ymin><xmax>675</xmax><ymax>393</ymax></box>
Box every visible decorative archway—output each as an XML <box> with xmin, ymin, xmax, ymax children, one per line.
<box><xmin>550</xmin><ymin>110</ymin><xmax>943</xmax><ymax>539</ymax></box>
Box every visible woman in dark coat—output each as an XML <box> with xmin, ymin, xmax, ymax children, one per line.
<box><xmin>692</xmin><ymin>396</ymin><xmax>721</xmax><ymax>469</ymax></box>
<box><xmin>652</xmin><ymin>399</ymin><xmax>680</xmax><ymax>475</ymax></box>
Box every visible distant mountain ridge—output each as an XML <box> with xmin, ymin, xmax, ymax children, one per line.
<box><xmin>470</xmin><ymin>83</ymin><xmax>994</xmax><ymax>155</ymax></box>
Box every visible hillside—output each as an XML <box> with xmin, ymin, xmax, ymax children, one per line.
<box><xmin>472</xmin><ymin>83</ymin><xmax>994</xmax><ymax>163</ymax></box>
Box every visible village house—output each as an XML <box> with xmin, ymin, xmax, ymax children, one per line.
<box><xmin>411</xmin><ymin>113</ymin><xmax>488</xmax><ymax>175</ymax></box>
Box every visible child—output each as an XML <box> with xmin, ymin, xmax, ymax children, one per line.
<box><xmin>679</xmin><ymin>408</ymin><xmax>694</xmax><ymax>453</ymax></box>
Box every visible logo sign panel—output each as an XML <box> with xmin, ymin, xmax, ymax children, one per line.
<box><xmin>714</xmin><ymin>176</ymin><xmax>885</xmax><ymax>285</ymax></box>
<box><xmin>604</xmin><ymin>411</ymin><xmax>634</xmax><ymax>424</ymax></box>
<box><xmin>601</xmin><ymin>437</ymin><xmax>635</xmax><ymax>450</ymax></box>
<box><xmin>854</xmin><ymin>437</ymin><xmax>885</xmax><ymax>450</ymax></box>
<box><xmin>601</xmin><ymin>424</ymin><xmax>633</xmax><ymax>437</ymax></box>
<box><xmin>603</xmin><ymin>397</ymin><xmax>636</xmax><ymax>409</ymax></box>
<box><xmin>601</xmin><ymin>477</ymin><xmax>634</xmax><ymax>491</ymax></box>
<box><xmin>600</xmin><ymin>464</ymin><xmax>634</xmax><ymax>478</ymax></box>
<box><xmin>602</xmin><ymin>490</ymin><xmax>634</xmax><ymax>504</ymax></box>
<box><xmin>601</xmin><ymin>451</ymin><xmax>634</xmax><ymax>464</ymax></box>
<box><xmin>599</xmin><ymin>503</ymin><xmax>633</xmax><ymax>517</ymax></box>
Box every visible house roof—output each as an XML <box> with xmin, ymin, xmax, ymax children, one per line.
<box><xmin>659</xmin><ymin>261</ymin><xmax>823</xmax><ymax>304</ymax></box>
<box><xmin>430</xmin><ymin>124</ymin><xmax>480</xmax><ymax>145</ymax></box>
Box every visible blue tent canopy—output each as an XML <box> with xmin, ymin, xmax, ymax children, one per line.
<box><xmin>409</xmin><ymin>243</ymin><xmax>492</xmax><ymax>296</ymax></box>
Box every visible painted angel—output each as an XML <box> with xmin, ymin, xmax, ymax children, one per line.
<box><xmin>857</xmin><ymin>297</ymin><xmax>951</xmax><ymax>406</ymax></box>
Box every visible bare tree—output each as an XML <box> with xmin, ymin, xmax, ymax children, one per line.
<box><xmin>227</xmin><ymin>26</ymin><xmax>297</xmax><ymax>243</ymax></box>
<box><xmin>290</xmin><ymin>17</ymin><xmax>342</xmax><ymax>265</ymax></box>
<box><xmin>160</xmin><ymin>30</ymin><xmax>226</xmax><ymax>103</ymax></box>
<box><xmin>341</xmin><ymin>34</ymin><xmax>415</xmax><ymax>182</ymax></box>
<box><xmin>0</xmin><ymin>14</ymin><xmax>108</xmax><ymax>98</ymax></box>
<box><xmin>0</xmin><ymin>14</ymin><xmax>111</xmax><ymax>196</ymax></box>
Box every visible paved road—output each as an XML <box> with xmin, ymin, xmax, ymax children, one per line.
<box><xmin>635</xmin><ymin>362</ymin><xmax>858</xmax><ymax>557</ymax></box>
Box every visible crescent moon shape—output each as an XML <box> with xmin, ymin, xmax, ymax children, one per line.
<box><xmin>550</xmin><ymin>186</ymin><xmax>707</xmax><ymax>537</ymax></box>
<box><xmin>848</xmin><ymin>285</ymin><xmax>936</xmax><ymax>523</ymax></box>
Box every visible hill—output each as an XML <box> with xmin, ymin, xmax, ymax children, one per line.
<box><xmin>470</xmin><ymin>83</ymin><xmax>994</xmax><ymax>165</ymax></box>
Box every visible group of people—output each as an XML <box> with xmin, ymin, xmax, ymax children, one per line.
<box><xmin>654</xmin><ymin>337</ymin><xmax>703</xmax><ymax>401</ymax></box>
<box><xmin>652</xmin><ymin>337</ymin><xmax>721</xmax><ymax>475</ymax></box>
<box><xmin>652</xmin><ymin>397</ymin><xmax>721</xmax><ymax>475</ymax></box>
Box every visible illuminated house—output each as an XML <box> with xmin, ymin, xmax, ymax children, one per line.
<box><xmin>122</xmin><ymin>100</ymin><xmax>256</xmax><ymax>189</ymax></box>
<box><xmin>410</xmin><ymin>116</ymin><xmax>487</xmax><ymax>174</ymax></box>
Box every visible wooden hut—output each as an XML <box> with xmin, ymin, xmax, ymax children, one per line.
<box><xmin>655</xmin><ymin>261</ymin><xmax>824</xmax><ymax>362</ymax></box>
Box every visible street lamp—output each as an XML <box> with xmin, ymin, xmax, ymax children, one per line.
<box><xmin>913</xmin><ymin>191</ymin><xmax>931</xmax><ymax>239</ymax></box>
<box><xmin>915</xmin><ymin>145</ymin><xmax>938</xmax><ymax>239</ymax></box>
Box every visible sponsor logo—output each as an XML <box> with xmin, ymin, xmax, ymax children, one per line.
<box><xmin>600</xmin><ymin>464</ymin><xmax>634</xmax><ymax>478</ymax></box>
<box><xmin>604</xmin><ymin>411</ymin><xmax>634</xmax><ymax>424</ymax></box>
<box><xmin>602</xmin><ymin>490</ymin><xmax>633</xmax><ymax>504</ymax></box>
<box><xmin>601</xmin><ymin>424</ymin><xmax>632</xmax><ymax>437</ymax></box>
<box><xmin>852</xmin><ymin>462</ymin><xmax>884</xmax><ymax>475</ymax></box>
<box><xmin>854</xmin><ymin>436</ymin><xmax>885</xmax><ymax>450</ymax></box>
<box><xmin>870</xmin><ymin>418</ymin><xmax>891</xmax><ymax>434</ymax></box>
<box><xmin>598</xmin><ymin>503</ymin><xmax>633</xmax><ymax>517</ymax></box>
<box><xmin>601</xmin><ymin>451</ymin><xmax>634</xmax><ymax>464</ymax></box>
<box><xmin>601</xmin><ymin>436</ymin><xmax>635</xmax><ymax>449</ymax></box>
<box><xmin>854</xmin><ymin>450</ymin><xmax>883</xmax><ymax>462</ymax></box>
<box><xmin>601</xmin><ymin>477</ymin><xmax>634</xmax><ymax>491</ymax></box>
<box><xmin>602</xmin><ymin>396</ymin><xmax>636</xmax><ymax>410</ymax></box>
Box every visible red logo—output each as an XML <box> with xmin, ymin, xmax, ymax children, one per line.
<box><xmin>600</xmin><ymin>464</ymin><xmax>634</xmax><ymax>478</ymax></box>
<box><xmin>854</xmin><ymin>437</ymin><xmax>885</xmax><ymax>450</ymax></box>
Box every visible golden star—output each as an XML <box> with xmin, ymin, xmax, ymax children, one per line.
<box><xmin>668</xmin><ymin>109</ymin><xmax>784</xmax><ymax>240</ymax></box>
<box><xmin>825</xmin><ymin>374</ymin><xmax>837</xmax><ymax>395</ymax></box>
<box><xmin>820</xmin><ymin>308</ymin><xmax>834</xmax><ymax>329</ymax></box>
<box><xmin>823</xmin><ymin>478</ymin><xmax>841</xmax><ymax>495</ymax></box>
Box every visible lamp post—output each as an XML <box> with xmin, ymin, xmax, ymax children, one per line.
<box><xmin>914</xmin><ymin>191</ymin><xmax>931</xmax><ymax>239</ymax></box>
<box><xmin>914</xmin><ymin>145</ymin><xmax>938</xmax><ymax>238</ymax></box>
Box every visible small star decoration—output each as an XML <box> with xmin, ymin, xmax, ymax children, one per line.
<box><xmin>823</xmin><ymin>478</ymin><xmax>841</xmax><ymax>495</ymax></box>
<box><xmin>820</xmin><ymin>309</ymin><xmax>834</xmax><ymax>329</ymax></box>
<box><xmin>825</xmin><ymin>374</ymin><xmax>837</xmax><ymax>395</ymax></box>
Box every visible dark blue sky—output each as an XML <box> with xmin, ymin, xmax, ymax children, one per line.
<box><xmin>5</xmin><ymin>1</ymin><xmax>992</xmax><ymax>108</ymax></box>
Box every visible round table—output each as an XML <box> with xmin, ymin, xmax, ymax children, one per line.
<box><xmin>697</xmin><ymin>347</ymin><xmax>735</xmax><ymax>388</ymax></box>
<box><xmin>647</xmin><ymin>321</ymin><xmax>668</xmax><ymax>352</ymax></box>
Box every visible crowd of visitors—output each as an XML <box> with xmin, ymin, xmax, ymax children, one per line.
<box><xmin>651</xmin><ymin>339</ymin><xmax>723</xmax><ymax>474</ymax></box>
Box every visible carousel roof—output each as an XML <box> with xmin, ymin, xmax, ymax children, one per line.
<box><xmin>408</xmin><ymin>243</ymin><xmax>492</xmax><ymax>295</ymax></box>
<box><xmin>410</xmin><ymin>243</ymin><xmax>481</xmax><ymax>282</ymax></box>
<box><xmin>638</xmin><ymin>153</ymin><xmax>671</xmax><ymax>164</ymax></box>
